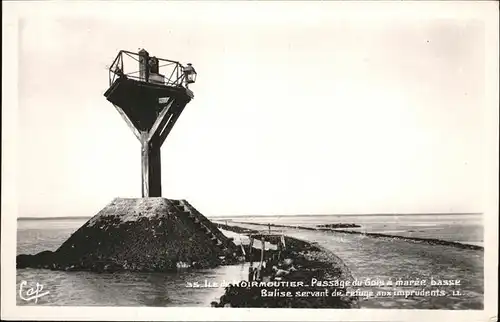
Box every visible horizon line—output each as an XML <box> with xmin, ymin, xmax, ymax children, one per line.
<box><xmin>17</xmin><ymin>212</ymin><xmax>482</xmax><ymax>220</ymax></box>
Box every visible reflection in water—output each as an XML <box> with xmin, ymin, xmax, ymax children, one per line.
<box><xmin>232</xmin><ymin>222</ymin><xmax>484</xmax><ymax>310</ymax></box>
<box><xmin>16</xmin><ymin>216</ymin><xmax>483</xmax><ymax>308</ymax></box>
<box><xmin>16</xmin><ymin>219</ymin><xmax>251</xmax><ymax>307</ymax></box>
<box><xmin>17</xmin><ymin>264</ymin><xmax>250</xmax><ymax>306</ymax></box>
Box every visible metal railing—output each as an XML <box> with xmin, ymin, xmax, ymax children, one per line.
<box><xmin>108</xmin><ymin>50</ymin><xmax>187</xmax><ymax>87</ymax></box>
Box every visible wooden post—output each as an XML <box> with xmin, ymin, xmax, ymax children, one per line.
<box><xmin>239</xmin><ymin>237</ymin><xmax>246</xmax><ymax>256</ymax></box>
<box><xmin>260</xmin><ymin>238</ymin><xmax>265</xmax><ymax>268</ymax></box>
<box><xmin>249</xmin><ymin>237</ymin><xmax>254</xmax><ymax>268</ymax></box>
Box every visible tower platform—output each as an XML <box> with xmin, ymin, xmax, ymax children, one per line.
<box><xmin>104</xmin><ymin>77</ymin><xmax>193</xmax><ymax>132</ymax></box>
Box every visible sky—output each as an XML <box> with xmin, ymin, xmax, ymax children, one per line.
<box><xmin>11</xmin><ymin>2</ymin><xmax>495</xmax><ymax>217</ymax></box>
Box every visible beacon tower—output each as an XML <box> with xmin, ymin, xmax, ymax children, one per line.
<box><xmin>104</xmin><ymin>49</ymin><xmax>197</xmax><ymax>197</ymax></box>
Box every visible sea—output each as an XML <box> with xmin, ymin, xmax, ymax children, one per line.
<box><xmin>219</xmin><ymin>213</ymin><xmax>484</xmax><ymax>247</ymax></box>
<box><xmin>16</xmin><ymin>213</ymin><xmax>483</xmax><ymax>308</ymax></box>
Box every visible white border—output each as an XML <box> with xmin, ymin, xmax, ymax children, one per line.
<box><xmin>2</xmin><ymin>1</ymin><xmax>498</xmax><ymax>321</ymax></box>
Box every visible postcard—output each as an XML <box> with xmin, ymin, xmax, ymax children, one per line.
<box><xmin>2</xmin><ymin>1</ymin><xmax>498</xmax><ymax>321</ymax></box>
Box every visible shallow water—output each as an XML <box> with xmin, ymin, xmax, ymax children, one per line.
<box><xmin>17</xmin><ymin>215</ymin><xmax>484</xmax><ymax>308</ymax></box>
<box><xmin>228</xmin><ymin>221</ymin><xmax>484</xmax><ymax>309</ymax></box>
<box><xmin>16</xmin><ymin>265</ymin><xmax>249</xmax><ymax>306</ymax></box>
<box><xmin>16</xmin><ymin>219</ymin><xmax>248</xmax><ymax>306</ymax></box>
<box><xmin>227</xmin><ymin>213</ymin><xmax>483</xmax><ymax>247</ymax></box>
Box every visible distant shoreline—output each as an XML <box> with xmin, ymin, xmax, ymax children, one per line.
<box><xmin>228</xmin><ymin>221</ymin><xmax>484</xmax><ymax>251</ymax></box>
<box><xmin>17</xmin><ymin>216</ymin><xmax>92</xmax><ymax>220</ymax></box>
<box><xmin>211</xmin><ymin>212</ymin><xmax>482</xmax><ymax>218</ymax></box>
<box><xmin>17</xmin><ymin>212</ymin><xmax>482</xmax><ymax>220</ymax></box>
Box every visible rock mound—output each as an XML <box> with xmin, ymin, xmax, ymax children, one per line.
<box><xmin>17</xmin><ymin>198</ymin><xmax>237</xmax><ymax>272</ymax></box>
<box><xmin>317</xmin><ymin>223</ymin><xmax>361</xmax><ymax>229</ymax></box>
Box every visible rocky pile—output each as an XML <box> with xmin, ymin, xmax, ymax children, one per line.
<box><xmin>211</xmin><ymin>223</ymin><xmax>359</xmax><ymax>308</ymax></box>
<box><xmin>317</xmin><ymin>223</ymin><xmax>361</xmax><ymax>229</ymax></box>
<box><xmin>17</xmin><ymin>198</ymin><xmax>237</xmax><ymax>272</ymax></box>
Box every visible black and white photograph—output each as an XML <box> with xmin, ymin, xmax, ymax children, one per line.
<box><xmin>2</xmin><ymin>1</ymin><xmax>498</xmax><ymax>321</ymax></box>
